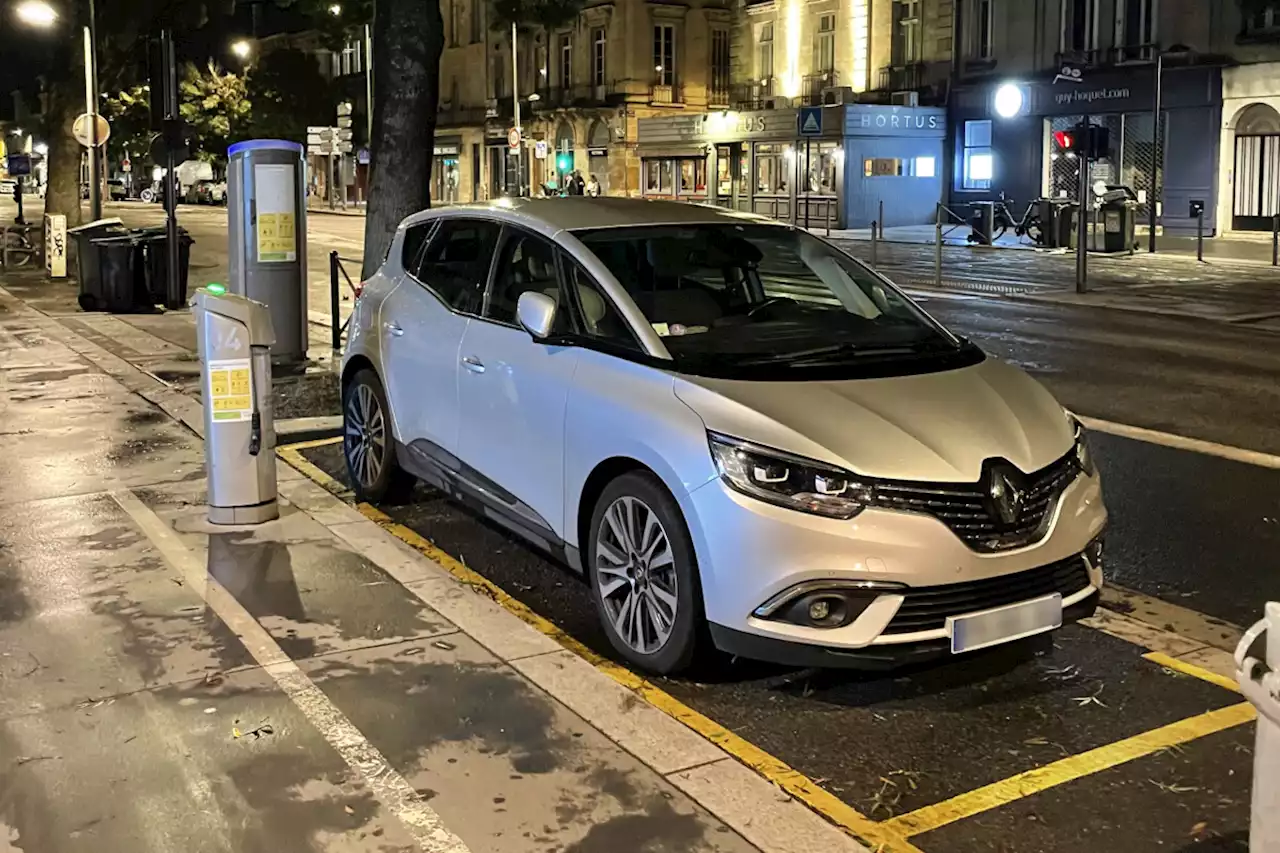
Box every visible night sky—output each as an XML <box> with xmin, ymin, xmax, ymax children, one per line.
<box><xmin>0</xmin><ymin>0</ymin><xmax>308</xmax><ymax>121</ymax></box>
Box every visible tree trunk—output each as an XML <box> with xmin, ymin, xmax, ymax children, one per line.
<box><xmin>43</xmin><ymin>47</ymin><xmax>87</xmax><ymax>229</ymax></box>
<box><xmin>362</xmin><ymin>0</ymin><xmax>446</xmax><ymax>279</ymax></box>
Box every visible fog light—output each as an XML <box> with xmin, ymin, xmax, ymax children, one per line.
<box><xmin>808</xmin><ymin>599</ymin><xmax>831</xmax><ymax>621</ymax></box>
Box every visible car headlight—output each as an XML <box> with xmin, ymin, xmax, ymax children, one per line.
<box><xmin>1070</xmin><ymin>417</ymin><xmax>1095</xmax><ymax>476</ymax></box>
<box><xmin>708</xmin><ymin>433</ymin><xmax>872</xmax><ymax>519</ymax></box>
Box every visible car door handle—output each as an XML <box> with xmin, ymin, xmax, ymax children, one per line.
<box><xmin>384</xmin><ymin>322</ymin><xmax>404</xmax><ymax>337</ymax></box>
<box><xmin>461</xmin><ymin>355</ymin><xmax>485</xmax><ymax>374</ymax></box>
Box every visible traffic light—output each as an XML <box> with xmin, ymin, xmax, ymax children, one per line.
<box><xmin>1053</xmin><ymin>129</ymin><xmax>1077</xmax><ymax>151</ymax></box>
<box><xmin>1053</xmin><ymin>124</ymin><xmax>1110</xmax><ymax>158</ymax></box>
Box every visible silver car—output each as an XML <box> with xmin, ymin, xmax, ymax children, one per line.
<box><xmin>342</xmin><ymin>199</ymin><xmax>1106</xmax><ymax>674</ymax></box>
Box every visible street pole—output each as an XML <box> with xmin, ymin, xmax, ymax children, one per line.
<box><xmin>511</xmin><ymin>22</ymin><xmax>523</xmax><ymax>197</ymax></box>
<box><xmin>1147</xmin><ymin>51</ymin><xmax>1162</xmax><ymax>254</ymax></box>
<box><xmin>84</xmin><ymin>0</ymin><xmax>102</xmax><ymax>221</ymax></box>
<box><xmin>364</xmin><ymin>23</ymin><xmax>374</xmax><ymax>147</ymax></box>
<box><xmin>1076</xmin><ymin>148</ymin><xmax>1089</xmax><ymax>293</ymax></box>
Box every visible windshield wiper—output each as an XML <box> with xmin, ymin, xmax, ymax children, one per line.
<box><xmin>737</xmin><ymin>342</ymin><xmax>919</xmax><ymax>367</ymax></box>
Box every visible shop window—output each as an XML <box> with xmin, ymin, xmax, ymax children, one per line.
<box><xmin>864</xmin><ymin>158</ymin><xmax>904</xmax><ymax>177</ymax></box>
<box><xmin>679</xmin><ymin>160</ymin><xmax>707</xmax><ymax>194</ymax></box>
<box><xmin>644</xmin><ymin>160</ymin><xmax>676</xmax><ymax>194</ymax></box>
<box><xmin>755</xmin><ymin>144</ymin><xmax>789</xmax><ymax>194</ymax></box>
<box><xmin>804</xmin><ymin>142</ymin><xmax>840</xmax><ymax>192</ymax></box>
<box><xmin>915</xmin><ymin>156</ymin><xmax>936</xmax><ymax>178</ymax></box>
<box><xmin>716</xmin><ymin>146</ymin><xmax>734</xmax><ymax>196</ymax></box>
<box><xmin>962</xmin><ymin>120</ymin><xmax>993</xmax><ymax>190</ymax></box>
<box><xmin>654</xmin><ymin>24</ymin><xmax>676</xmax><ymax>86</ymax></box>
<box><xmin>758</xmin><ymin>23</ymin><xmax>774</xmax><ymax>84</ymax></box>
<box><xmin>591</xmin><ymin>27</ymin><xmax>607</xmax><ymax>87</ymax></box>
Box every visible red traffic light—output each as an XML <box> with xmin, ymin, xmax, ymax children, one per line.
<box><xmin>1053</xmin><ymin>130</ymin><xmax>1075</xmax><ymax>150</ymax></box>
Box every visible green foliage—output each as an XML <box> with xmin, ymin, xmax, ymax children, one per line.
<box><xmin>101</xmin><ymin>85</ymin><xmax>155</xmax><ymax>162</ymax></box>
<box><xmin>488</xmin><ymin>0</ymin><xmax>583</xmax><ymax>33</ymax></box>
<box><xmin>277</xmin><ymin>0</ymin><xmax>374</xmax><ymax>49</ymax></box>
<box><xmin>244</xmin><ymin>47</ymin><xmax>336</xmax><ymax>144</ymax></box>
<box><xmin>178</xmin><ymin>61</ymin><xmax>251</xmax><ymax>162</ymax></box>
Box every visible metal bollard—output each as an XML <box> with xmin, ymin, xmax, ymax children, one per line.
<box><xmin>934</xmin><ymin>203</ymin><xmax>943</xmax><ymax>289</ymax></box>
<box><xmin>1235</xmin><ymin>601</ymin><xmax>1280</xmax><ymax>853</ymax></box>
<box><xmin>1197</xmin><ymin>210</ymin><xmax>1205</xmax><ymax>262</ymax></box>
<box><xmin>870</xmin><ymin>220</ymin><xmax>878</xmax><ymax>268</ymax></box>
<box><xmin>1272</xmin><ymin>214</ymin><xmax>1278</xmax><ymax>266</ymax></box>
<box><xmin>825</xmin><ymin>200</ymin><xmax>832</xmax><ymax>237</ymax></box>
<box><xmin>330</xmin><ymin>250</ymin><xmax>341</xmax><ymax>354</ymax></box>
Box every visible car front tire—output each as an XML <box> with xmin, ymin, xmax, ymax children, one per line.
<box><xmin>588</xmin><ymin>472</ymin><xmax>704</xmax><ymax>674</ymax></box>
<box><xmin>343</xmin><ymin>368</ymin><xmax>415</xmax><ymax>504</ymax></box>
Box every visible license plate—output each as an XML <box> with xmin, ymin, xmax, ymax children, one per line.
<box><xmin>948</xmin><ymin>594</ymin><xmax>1063</xmax><ymax>654</ymax></box>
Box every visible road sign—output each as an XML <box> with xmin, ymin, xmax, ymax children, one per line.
<box><xmin>6</xmin><ymin>153</ymin><xmax>31</xmax><ymax>176</ymax></box>
<box><xmin>72</xmin><ymin>113</ymin><xmax>111</xmax><ymax>148</ymax></box>
<box><xmin>508</xmin><ymin>127</ymin><xmax>521</xmax><ymax>150</ymax></box>
<box><xmin>798</xmin><ymin>106</ymin><xmax>823</xmax><ymax>136</ymax></box>
<box><xmin>534</xmin><ymin>140</ymin><xmax>548</xmax><ymax>160</ymax></box>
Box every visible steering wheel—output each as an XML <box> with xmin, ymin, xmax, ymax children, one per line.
<box><xmin>748</xmin><ymin>296</ymin><xmax>797</xmax><ymax>319</ymax></box>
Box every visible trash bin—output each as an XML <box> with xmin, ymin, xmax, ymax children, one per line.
<box><xmin>68</xmin><ymin>218</ymin><xmax>126</xmax><ymax>311</ymax></box>
<box><xmin>88</xmin><ymin>235</ymin><xmax>148</xmax><ymax>313</ymax></box>
<box><xmin>1236</xmin><ymin>601</ymin><xmax>1280</xmax><ymax>852</ymax></box>
<box><xmin>969</xmin><ymin>201</ymin><xmax>996</xmax><ymax>245</ymax></box>
<box><xmin>138</xmin><ymin>229</ymin><xmax>194</xmax><ymax>310</ymax></box>
<box><xmin>1101</xmin><ymin>198</ymin><xmax>1138</xmax><ymax>253</ymax></box>
<box><xmin>1048</xmin><ymin>200</ymin><xmax>1080</xmax><ymax>250</ymax></box>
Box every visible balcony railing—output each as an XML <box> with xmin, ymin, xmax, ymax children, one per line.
<box><xmin>878</xmin><ymin>62</ymin><xmax>925</xmax><ymax>91</ymax></box>
<box><xmin>650</xmin><ymin>82</ymin><xmax>685</xmax><ymax>106</ymax></box>
<box><xmin>1054</xmin><ymin>48</ymin><xmax>1103</xmax><ymax>68</ymax></box>
<box><xmin>732</xmin><ymin>78</ymin><xmax>776</xmax><ymax>109</ymax></box>
<box><xmin>799</xmin><ymin>70</ymin><xmax>838</xmax><ymax>106</ymax></box>
<box><xmin>1108</xmin><ymin>43</ymin><xmax>1158</xmax><ymax>64</ymax></box>
<box><xmin>708</xmin><ymin>84</ymin><xmax>732</xmax><ymax>109</ymax></box>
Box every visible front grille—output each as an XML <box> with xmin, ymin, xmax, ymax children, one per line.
<box><xmin>873</xmin><ymin>452</ymin><xmax>1080</xmax><ymax>553</ymax></box>
<box><xmin>882</xmin><ymin>556</ymin><xmax>1092</xmax><ymax>635</ymax></box>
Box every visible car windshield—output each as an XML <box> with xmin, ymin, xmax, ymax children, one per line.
<box><xmin>573</xmin><ymin>223</ymin><xmax>979</xmax><ymax>378</ymax></box>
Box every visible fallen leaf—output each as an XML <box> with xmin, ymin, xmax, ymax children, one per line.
<box><xmin>344</xmin><ymin>805</ymin><xmax>355</xmax><ymax>815</ymax></box>
<box><xmin>1190</xmin><ymin>821</ymin><xmax>1208</xmax><ymax>836</ymax></box>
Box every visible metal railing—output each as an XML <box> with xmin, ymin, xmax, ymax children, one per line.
<box><xmin>878</xmin><ymin>63</ymin><xmax>925</xmax><ymax>92</ymax></box>
<box><xmin>650</xmin><ymin>82</ymin><xmax>684</xmax><ymax>105</ymax></box>
<box><xmin>328</xmin><ymin>251</ymin><xmax>361</xmax><ymax>355</ymax></box>
<box><xmin>731</xmin><ymin>78</ymin><xmax>777</xmax><ymax>110</ymax></box>
<box><xmin>799</xmin><ymin>71</ymin><xmax>838</xmax><ymax>106</ymax></box>
<box><xmin>1054</xmin><ymin>48</ymin><xmax>1103</xmax><ymax>67</ymax></box>
<box><xmin>1109</xmin><ymin>42</ymin><xmax>1158</xmax><ymax>64</ymax></box>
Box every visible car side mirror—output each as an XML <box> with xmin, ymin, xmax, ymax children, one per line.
<box><xmin>517</xmin><ymin>291</ymin><xmax>558</xmax><ymax>340</ymax></box>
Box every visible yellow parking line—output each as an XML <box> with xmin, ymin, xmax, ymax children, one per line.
<box><xmin>1142</xmin><ymin>651</ymin><xmax>1241</xmax><ymax>693</ymax></box>
<box><xmin>281</xmin><ymin>435</ymin><xmax>345</xmax><ymax>452</ymax></box>
<box><xmin>882</xmin><ymin>701</ymin><xmax>1257</xmax><ymax>839</ymax></box>
<box><xmin>277</xmin><ymin>444</ymin><xmax>349</xmax><ymax>497</ymax></box>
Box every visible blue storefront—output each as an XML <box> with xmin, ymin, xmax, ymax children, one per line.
<box><xmin>635</xmin><ymin>104</ymin><xmax>947</xmax><ymax>229</ymax></box>
<box><xmin>947</xmin><ymin>66</ymin><xmax>1222</xmax><ymax>235</ymax></box>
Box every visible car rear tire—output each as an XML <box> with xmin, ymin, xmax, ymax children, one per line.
<box><xmin>588</xmin><ymin>472</ymin><xmax>704</xmax><ymax>674</ymax></box>
<box><xmin>343</xmin><ymin>369</ymin><xmax>415</xmax><ymax>504</ymax></box>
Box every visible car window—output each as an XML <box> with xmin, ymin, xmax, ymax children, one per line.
<box><xmin>484</xmin><ymin>229</ymin><xmax>569</xmax><ymax>331</ymax></box>
<box><xmin>414</xmin><ymin>219</ymin><xmax>501</xmax><ymax>313</ymax></box>
<box><xmin>401</xmin><ymin>223</ymin><xmax>433</xmax><ymax>277</ymax></box>
<box><xmin>559</xmin><ymin>257</ymin><xmax>641</xmax><ymax>351</ymax></box>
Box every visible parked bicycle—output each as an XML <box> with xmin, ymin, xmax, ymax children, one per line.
<box><xmin>1</xmin><ymin>225</ymin><xmax>40</xmax><ymax>270</ymax></box>
<box><xmin>968</xmin><ymin>192</ymin><xmax>1045</xmax><ymax>245</ymax></box>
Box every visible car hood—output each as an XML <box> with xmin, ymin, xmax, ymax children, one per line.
<box><xmin>672</xmin><ymin>358</ymin><xmax>1074</xmax><ymax>482</ymax></box>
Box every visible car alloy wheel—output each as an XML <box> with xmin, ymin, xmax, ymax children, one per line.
<box><xmin>345</xmin><ymin>383</ymin><xmax>386</xmax><ymax>489</ymax></box>
<box><xmin>594</xmin><ymin>495</ymin><xmax>680</xmax><ymax>655</ymax></box>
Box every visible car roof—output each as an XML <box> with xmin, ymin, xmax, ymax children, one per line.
<box><xmin>400</xmin><ymin>197</ymin><xmax>779</xmax><ymax>235</ymax></box>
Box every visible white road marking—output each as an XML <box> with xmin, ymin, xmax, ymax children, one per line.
<box><xmin>110</xmin><ymin>488</ymin><xmax>471</xmax><ymax>853</ymax></box>
<box><xmin>1079</xmin><ymin>415</ymin><xmax>1280</xmax><ymax>470</ymax></box>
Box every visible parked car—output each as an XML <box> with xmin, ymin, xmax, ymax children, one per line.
<box><xmin>187</xmin><ymin>179</ymin><xmax>226</xmax><ymax>205</ymax></box>
<box><xmin>341</xmin><ymin>199</ymin><xmax>1107</xmax><ymax>674</ymax></box>
<box><xmin>107</xmin><ymin>179</ymin><xmax>128</xmax><ymax>201</ymax></box>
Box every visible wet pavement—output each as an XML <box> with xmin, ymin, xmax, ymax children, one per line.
<box><xmin>0</xmin><ymin>292</ymin><xmax>786</xmax><ymax>851</ymax></box>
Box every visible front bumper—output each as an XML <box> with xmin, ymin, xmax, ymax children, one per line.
<box><xmin>682</xmin><ymin>467</ymin><xmax>1107</xmax><ymax>662</ymax></box>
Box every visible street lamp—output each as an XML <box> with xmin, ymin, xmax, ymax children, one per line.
<box><xmin>13</xmin><ymin>0</ymin><xmax>103</xmax><ymax>220</ymax></box>
<box><xmin>1148</xmin><ymin>43</ymin><xmax>1193</xmax><ymax>253</ymax></box>
<box><xmin>328</xmin><ymin>3</ymin><xmax>341</xmax><ymax>14</ymax></box>
<box><xmin>231</xmin><ymin>39</ymin><xmax>252</xmax><ymax>60</ymax></box>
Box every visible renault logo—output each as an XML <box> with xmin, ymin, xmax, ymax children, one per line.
<box><xmin>987</xmin><ymin>466</ymin><xmax>1026</xmax><ymax>525</ymax></box>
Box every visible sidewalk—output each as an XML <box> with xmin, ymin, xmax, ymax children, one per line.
<box><xmin>0</xmin><ymin>286</ymin><xmax>866</xmax><ymax>852</ymax></box>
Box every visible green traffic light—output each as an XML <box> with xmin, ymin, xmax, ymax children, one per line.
<box><xmin>206</xmin><ymin>283</ymin><xmax>227</xmax><ymax>295</ymax></box>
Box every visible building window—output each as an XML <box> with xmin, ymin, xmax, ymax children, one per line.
<box><xmin>972</xmin><ymin>0</ymin><xmax>994</xmax><ymax>60</ymax></box>
<box><xmin>758</xmin><ymin>22</ymin><xmax>774</xmax><ymax>84</ymax></box>
<box><xmin>644</xmin><ymin>159</ymin><xmax>676</xmax><ymax>194</ymax></box>
<box><xmin>492</xmin><ymin>54</ymin><xmax>507</xmax><ymax>99</ymax></box>
<box><xmin>558</xmin><ymin>33</ymin><xmax>572</xmax><ymax>89</ymax></box>
<box><xmin>1117</xmin><ymin>0</ymin><xmax>1156</xmax><ymax>50</ymax></box>
<box><xmin>1061</xmin><ymin>0</ymin><xmax>1098</xmax><ymax>54</ymax></box>
<box><xmin>591</xmin><ymin>27</ymin><xmax>606</xmax><ymax>86</ymax></box>
<box><xmin>471</xmin><ymin>0</ymin><xmax>483</xmax><ymax>43</ymax></box>
<box><xmin>813</xmin><ymin>14</ymin><xmax>836</xmax><ymax>74</ymax></box>
<box><xmin>892</xmin><ymin>0</ymin><xmax>921</xmax><ymax>64</ymax></box>
<box><xmin>915</xmin><ymin>156</ymin><xmax>936</xmax><ymax>177</ymax></box>
<box><xmin>962</xmin><ymin>120</ymin><xmax>993</xmax><ymax>189</ymax></box>
<box><xmin>710</xmin><ymin>29</ymin><xmax>731</xmax><ymax>104</ymax></box>
<box><xmin>654</xmin><ymin>24</ymin><xmax>675</xmax><ymax>86</ymax></box>
<box><xmin>1245</xmin><ymin>3</ymin><xmax>1280</xmax><ymax>33</ymax></box>
<box><xmin>450</xmin><ymin>0</ymin><xmax>465</xmax><ymax>47</ymax></box>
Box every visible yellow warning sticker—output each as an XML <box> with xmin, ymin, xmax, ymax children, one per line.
<box><xmin>207</xmin><ymin>358</ymin><xmax>253</xmax><ymax>423</ymax></box>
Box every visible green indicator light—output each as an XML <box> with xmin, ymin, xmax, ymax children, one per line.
<box><xmin>206</xmin><ymin>283</ymin><xmax>227</xmax><ymax>295</ymax></box>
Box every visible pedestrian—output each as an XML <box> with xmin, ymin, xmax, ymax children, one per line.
<box><xmin>585</xmin><ymin>174</ymin><xmax>601</xmax><ymax>197</ymax></box>
<box><xmin>572</xmin><ymin>171</ymin><xmax>586</xmax><ymax>196</ymax></box>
